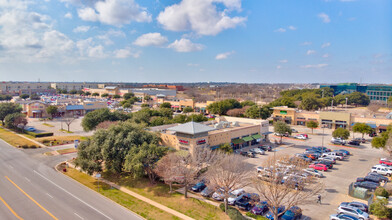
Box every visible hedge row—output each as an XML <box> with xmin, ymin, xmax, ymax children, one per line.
<box><xmin>26</xmin><ymin>131</ymin><xmax>54</xmax><ymax>138</ymax></box>
<box><xmin>219</xmin><ymin>203</ymin><xmax>247</xmax><ymax>220</ymax></box>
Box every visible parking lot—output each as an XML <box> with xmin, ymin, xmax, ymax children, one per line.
<box><xmin>27</xmin><ymin>117</ymin><xmax>94</xmax><ymax>137</ymax></box>
<box><xmin>239</xmin><ymin>126</ymin><xmax>387</xmax><ymax>219</ymax></box>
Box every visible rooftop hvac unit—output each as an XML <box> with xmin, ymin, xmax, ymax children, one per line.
<box><xmin>214</xmin><ymin>123</ymin><xmax>223</xmax><ymax>129</ymax></box>
<box><xmin>232</xmin><ymin>121</ymin><xmax>239</xmax><ymax>127</ymax></box>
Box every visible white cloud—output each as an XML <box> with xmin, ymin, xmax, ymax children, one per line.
<box><xmin>276</xmin><ymin>65</ymin><xmax>282</xmax><ymax>69</ymax></box>
<box><xmin>321</xmin><ymin>42</ymin><xmax>331</xmax><ymax>48</ymax></box>
<box><xmin>168</xmin><ymin>38</ymin><xmax>204</xmax><ymax>52</ymax></box>
<box><xmin>76</xmin><ymin>38</ymin><xmax>106</xmax><ymax>58</ymax></box>
<box><xmin>306</xmin><ymin>50</ymin><xmax>316</xmax><ymax>55</ymax></box>
<box><xmin>274</xmin><ymin>28</ymin><xmax>286</xmax><ymax>33</ymax></box>
<box><xmin>133</xmin><ymin>33</ymin><xmax>168</xmax><ymax>47</ymax></box>
<box><xmin>73</xmin><ymin>25</ymin><xmax>90</xmax><ymax>33</ymax></box>
<box><xmin>77</xmin><ymin>0</ymin><xmax>152</xmax><ymax>26</ymax></box>
<box><xmin>64</xmin><ymin>12</ymin><xmax>72</xmax><ymax>19</ymax></box>
<box><xmin>215</xmin><ymin>51</ymin><xmax>235</xmax><ymax>60</ymax></box>
<box><xmin>157</xmin><ymin>0</ymin><xmax>246</xmax><ymax>36</ymax></box>
<box><xmin>318</xmin><ymin>13</ymin><xmax>331</xmax><ymax>23</ymax></box>
<box><xmin>97</xmin><ymin>29</ymin><xmax>125</xmax><ymax>45</ymax></box>
<box><xmin>279</xmin><ymin>59</ymin><xmax>288</xmax><ymax>63</ymax></box>
<box><xmin>300</xmin><ymin>64</ymin><xmax>328</xmax><ymax>68</ymax></box>
<box><xmin>301</xmin><ymin>41</ymin><xmax>312</xmax><ymax>46</ymax></box>
<box><xmin>322</xmin><ymin>53</ymin><xmax>329</xmax><ymax>58</ymax></box>
<box><xmin>114</xmin><ymin>47</ymin><xmax>140</xmax><ymax>58</ymax></box>
<box><xmin>288</xmin><ymin>26</ymin><xmax>297</xmax><ymax>30</ymax></box>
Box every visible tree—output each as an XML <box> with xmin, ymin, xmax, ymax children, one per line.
<box><xmin>388</xmin><ymin>96</ymin><xmax>392</xmax><ymax>109</ymax></box>
<box><xmin>183</xmin><ymin>107</ymin><xmax>194</xmax><ymax>113</ymax></box>
<box><xmin>101</xmin><ymin>93</ymin><xmax>109</xmax><ymax>98</ymax></box>
<box><xmin>306</xmin><ymin>121</ymin><xmax>319</xmax><ymax>134</ymax></box>
<box><xmin>240</xmin><ymin>100</ymin><xmax>255</xmax><ymax>107</ymax></box>
<box><xmin>299</xmin><ymin>96</ymin><xmax>322</xmax><ymax>111</ymax></box>
<box><xmin>333</xmin><ymin>95</ymin><xmax>347</xmax><ymax>106</ymax></box>
<box><xmin>245</xmin><ymin>105</ymin><xmax>260</xmax><ymax>119</ymax></box>
<box><xmin>85</xmin><ymin>92</ymin><xmax>91</xmax><ymax>96</ymax></box>
<box><xmin>75</xmin><ymin>121</ymin><xmax>160</xmax><ymax>174</ymax></box>
<box><xmin>186</xmin><ymin>114</ymin><xmax>208</xmax><ymax>122</ymax></box>
<box><xmin>0</xmin><ymin>103</ymin><xmax>22</xmax><ymax>124</ymax></box>
<box><xmin>82</xmin><ymin>108</ymin><xmax>129</xmax><ymax>131</ymax></box>
<box><xmin>173</xmin><ymin>114</ymin><xmax>187</xmax><ymax>123</ymax></box>
<box><xmin>268</xmin><ymin>97</ymin><xmax>296</xmax><ymax>108</ymax></box>
<box><xmin>20</xmin><ymin>94</ymin><xmax>29</xmax><ymax>99</ymax></box>
<box><xmin>92</xmin><ymin>93</ymin><xmax>99</xmax><ymax>97</ymax></box>
<box><xmin>96</xmin><ymin>121</ymin><xmax>119</xmax><ymax>130</ymax></box>
<box><xmin>124</xmin><ymin>143</ymin><xmax>168</xmax><ymax>184</ymax></box>
<box><xmin>69</xmin><ymin>89</ymin><xmax>78</xmax><ymax>94</ymax></box>
<box><xmin>274</xmin><ymin>121</ymin><xmax>292</xmax><ymax>143</ymax></box>
<box><xmin>226</xmin><ymin>108</ymin><xmax>246</xmax><ymax>117</ymax></box>
<box><xmin>348</xmin><ymin>92</ymin><xmax>370</xmax><ymax>106</ymax></box>
<box><xmin>154</xmin><ymin>153</ymin><xmax>180</xmax><ymax>193</ymax></box>
<box><xmin>332</xmin><ymin>128</ymin><xmax>350</xmax><ymax>140</ymax></box>
<box><xmin>140</xmin><ymin>103</ymin><xmax>150</xmax><ymax>108</ymax></box>
<box><xmin>218</xmin><ymin>143</ymin><xmax>233</xmax><ymax>154</ymax></box>
<box><xmin>367</xmin><ymin>104</ymin><xmax>381</xmax><ymax>115</ymax></box>
<box><xmin>160</xmin><ymin>102</ymin><xmax>172</xmax><ymax>109</ymax></box>
<box><xmin>113</xmin><ymin>94</ymin><xmax>121</xmax><ymax>99</ymax></box>
<box><xmin>159</xmin><ymin>108</ymin><xmax>173</xmax><ymax>118</ymax></box>
<box><xmin>352</xmin><ymin>123</ymin><xmax>372</xmax><ymax>138</ymax></box>
<box><xmin>259</xmin><ymin>106</ymin><xmax>271</xmax><ymax>119</ymax></box>
<box><xmin>123</xmin><ymin>93</ymin><xmax>135</xmax><ymax>100</ymax></box>
<box><xmin>372</xmin><ymin>125</ymin><xmax>392</xmax><ymax>155</ymax></box>
<box><xmin>30</xmin><ymin>93</ymin><xmax>40</xmax><ymax>100</ymax></box>
<box><xmin>252</xmin><ymin>155</ymin><xmax>324</xmax><ymax>220</ymax></box>
<box><xmin>4</xmin><ymin>113</ymin><xmax>27</xmax><ymax>130</ymax></box>
<box><xmin>205</xmin><ymin>154</ymin><xmax>251</xmax><ymax>213</ymax></box>
<box><xmin>207</xmin><ymin>99</ymin><xmax>241</xmax><ymax>115</ymax></box>
<box><xmin>0</xmin><ymin>95</ymin><xmax>12</xmax><ymax>101</ymax></box>
<box><xmin>144</xmin><ymin>95</ymin><xmax>151</xmax><ymax>102</ymax></box>
<box><xmin>369</xmin><ymin>198</ymin><xmax>392</xmax><ymax>219</ymax></box>
<box><xmin>46</xmin><ymin>105</ymin><xmax>58</xmax><ymax>117</ymax></box>
<box><xmin>63</xmin><ymin>113</ymin><xmax>76</xmax><ymax>132</ymax></box>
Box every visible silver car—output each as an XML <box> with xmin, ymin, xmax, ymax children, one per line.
<box><xmin>337</xmin><ymin>204</ymin><xmax>369</xmax><ymax>220</ymax></box>
<box><xmin>250</xmin><ymin>148</ymin><xmax>265</xmax><ymax>155</ymax></box>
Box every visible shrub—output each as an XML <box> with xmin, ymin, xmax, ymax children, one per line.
<box><xmin>26</xmin><ymin>131</ymin><xmax>54</xmax><ymax>138</ymax></box>
<box><xmin>375</xmin><ymin>187</ymin><xmax>390</xmax><ymax>198</ymax></box>
<box><xmin>219</xmin><ymin>203</ymin><xmax>247</xmax><ymax>220</ymax></box>
<box><xmin>370</xmin><ymin>198</ymin><xmax>392</xmax><ymax>219</ymax></box>
<box><xmin>246</xmin><ymin>212</ymin><xmax>268</xmax><ymax>220</ymax></box>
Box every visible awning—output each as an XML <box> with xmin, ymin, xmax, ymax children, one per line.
<box><xmin>232</xmin><ymin>139</ymin><xmax>245</xmax><ymax>144</ymax></box>
<box><xmin>32</xmin><ymin>110</ymin><xmax>41</xmax><ymax>113</ymax></box>
<box><xmin>335</xmin><ymin>121</ymin><xmax>347</xmax><ymax>125</ymax></box>
<box><xmin>296</xmin><ymin>118</ymin><xmax>306</xmax><ymax>122</ymax></box>
<box><xmin>252</xmin><ymin>134</ymin><xmax>262</xmax><ymax>139</ymax></box>
<box><xmin>243</xmin><ymin>136</ymin><xmax>254</xmax><ymax>142</ymax></box>
<box><xmin>366</xmin><ymin>123</ymin><xmax>377</xmax><ymax>129</ymax></box>
<box><xmin>262</xmin><ymin>131</ymin><xmax>273</xmax><ymax>135</ymax></box>
<box><xmin>378</xmin><ymin>125</ymin><xmax>388</xmax><ymax>130</ymax></box>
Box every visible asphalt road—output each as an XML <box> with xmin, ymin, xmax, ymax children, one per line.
<box><xmin>0</xmin><ymin>140</ymin><xmax>142</xmax><ymax>220</ymax></box>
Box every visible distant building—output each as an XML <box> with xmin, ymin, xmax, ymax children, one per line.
<box><xmin>50</xmin><ymin>82</ymin><xmax>99</xmax><ymax>91</ymax></box>
<box><xmin>0</xmin><ymin>82</ymin><xmax>55</xmax><ymax>95</ymax></box>
<box><xmin>142</xmin><ymin>84</ymin><xmax>185</xmax><ymax>91</ymax></box>
<box><xmin>320</xmin><ymin>83</ymin><xmax>392</xmax><ymax>103</ymax></box>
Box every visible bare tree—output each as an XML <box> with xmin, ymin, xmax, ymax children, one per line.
<box><xmin>253</xmin><ymin>155</ymin><xmax>324</xmax><ymax>220</ymax></box>
<box><xmin>204</xmin><ymin>154</ymin><xmax>251</xmax><ymax>213</ymax></box>
<box><xmin>63</xmin><ymin>113</ymin><xmax>76</xmax><ymax>132</ymax></box>
<box><xmin>154</xmin><ymin>153</ymin><xmax>180</xmax><ymax>193</ymax></box>
<box><xmin>367</xmin><ymin>104</ymin><xmax>381</xmax><ymax>115</ymax></box>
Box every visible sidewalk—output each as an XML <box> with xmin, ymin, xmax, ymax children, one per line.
<box><xmin>175</xmin><ymin>187</ymin><xmax>220</xmax><ymax>207</ymax></box>
<box><xmin>65</xmin><ymin>162</ymin><xmax>194</xmax><ymax>220</ymax></box>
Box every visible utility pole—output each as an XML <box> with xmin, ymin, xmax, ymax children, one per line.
<box><xmin>331</xmin><ymin>100</ymin><xmax>334</xmax><ymax>111</ymax></box>
<box><xmin>345</xmin><ymin>97</ymin><xmax>348</xmax><ymax>110</ymax></box>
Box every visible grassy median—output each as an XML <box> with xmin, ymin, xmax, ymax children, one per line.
<box><xmin>104</xmin><ymin>172</ymin><xmax>229</xmax><ymax>220</ymax></box>
<box><xmin>63</xmin><ymin>167</ymin><xmax>179</xmax><ymax>220</ymax></box>
<box><xmin>0</xmin><ymin>127</ymin><xmax>39</xmax><ymax>148</ymax></box>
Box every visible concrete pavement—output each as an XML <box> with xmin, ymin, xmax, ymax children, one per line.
<box><xmin>0</xmin><ymin>139</ymin><xmax>142</xmax><ymax>220</ymax></box>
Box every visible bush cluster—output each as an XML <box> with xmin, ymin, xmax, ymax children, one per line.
<box><xmin>219</xmin><ymin>203</ymin><xmax>247</xmax><ymax>220</ymax></box>
<box><xmin>26</xmin><ymin>131</ymin><xmax>54</xmax><ymax>138</ymax></box>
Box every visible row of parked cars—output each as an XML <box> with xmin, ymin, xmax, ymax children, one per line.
<box><xmin>238</xmin><ymin>145</ymin><xmax>273</xmax><ymax>158</ymax></box>
<box><xmin>331</xmin><ymin>137</ymin><xmax>366</xmax><ymax>146</ymax></box>
<box><xmin>191</xmin><ymin>180</ymin><xmax>302</xmax><ymax>219</ymax></box>
<box><xmin>330</xmin><ymin>201</ymin><xmax>370</xmax><ymax>220</ymax></box>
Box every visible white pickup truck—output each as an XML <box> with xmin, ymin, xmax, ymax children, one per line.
<box><xmin>322</xmin><ymin>152</ymin><xmax>343</xmax><ymax>161</ymax></box>
<box><xmin>371</xmin><ymin>165</ymin><xmax>392</xmax><ymax>176</ymax></box>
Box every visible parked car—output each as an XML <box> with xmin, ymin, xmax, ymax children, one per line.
<box><xmin>353</xmin><ymin>181</ymin><xmax>379</xmax><ymax>191</ymax></box>
<box><xmin>240</xmin><ymin>151</ymin><xmax>248</xmax><ymax>157</ymax></box>
<box><xmin>259</xmin><ymin>145</ymin><xmax>272</xmax><ymax>151</ymax></box>
<box><xmin>366</xmin><ymin>172</ymin><xmax>389</xmax><ymax>183</ymax></box>
<box><xmin>322</xmin><ymin>152</ymin><xmax>343</xmax><ymax>161</ymax></box>
<box><xmin>330</xmin><ymin>213</ymin><xmax>360</xmax><ymax>220</ymax></box>
<box><xmin>364</xmin><ymin>175</ymin><xmax>386</xmax><ymax>184</ymax></box>
<box><xmin>353</xmin><ymin>138</ymin><xmax>366</xmax><ymax>143</ymax></box>
<box><xmin>291</xmin><ymin>129</ymin><xmax>298</xmax><ymax>133</ymax></box>
<box><xmin>334</xmin><ymin>149</ymin><xmax>351</xmax><ymax>156</ymax></box>
<box><xmin>331</xmin><ymin>139</ymin><xmax>346</xmax><ymax>145</ymax></box>
<box><xmin>295</xmin><ymin>154</ymin><xmax>312</xmax><ymax>162</ymax></box>
<box><xmin>25</xmin><ymin>127</ymin><xmax>36</xmax><ymax>132</ymax></box>
<box><xmin>303</xmin><ymin>168</ymin><xmax>324</xmax><ymax>178</ymax></box>
<box><xmin>318</xmin><ymin>155</ymin><xmax>337</xmax><ymax>164</ymax></box>
<box><xmin>379</xmin><ymin>158</ymin><xmax>392</xmax><ymax>166</ymax></box>
<box><xmin>250</xmin><ymin>148</ymin><xmax>265</xmax><ymax>155</ymax></box>
<box><xmin>274</xmin><ymin>132</ymin><xmax>289</xmax><ymax>137</ymax></box>
<box><xmin>339</xmin><ymin>202</ymin><xmax>368</xmax><ymax>213</ymax></box>
<box><xmin>348</xmin><ymin>140</ymin><xmax>360</xmax><ymax>146</ymax></box>
<box><xmin>266</xmin><ymin>206</ymin><xmax>285</xmax><ymax>220</ymax></box>
<box><xmin>294</xmin><ymin>135</ymin><xmax>307</xmax><ymax>140</ymax></box>
<box><xmin>369</xmin><ymin>132</ymin><xmax>377</xmax><ymax>137</ymax></box>
<box><xmin>305</xmin><ymin>153</ymin><xmax>318</xmax><ymax>160</ymax></box>
<box><xmin>235</xmin><ymin>193</ymin><xmax>260</xmax><ymax>211</ymax></box>
<box><xmin>281</xmin><ymin>206</ymin><xmax>302</xmax><ymax>220</ymax></box>
<box><xmin>227</xmin><ymin>189</ymin><xmax>245</xmax><ymax>205</ymax></box>
<box><xmin>337</xmin><ymin>204</ymin><xmax>370</xmax><ymax>219</ymax></box>
<box><xmin>281</xmin><ymin>176</ymin><xmax>304</xmax><ymax>190</ymax></box>
<box><xmin>212</xmin><ymin>188</ymin><xmax>225</xmax><ymax>201</ymax></box>
<box><xmin>316</xmin><ymin>146</ymin><xmax>331</xmax><ymax>152</ymax></box>
<box><xmin>251</xmin><ymin>201</ymin><xmax>269</xmax><ymax>215</ymax></box>
<box><xmin>314</xmin><ymin>160</ymin><xmax>333</xmax><ymax>169</ymax></box>
<box><xmin>191</xmin><ymin>181</ymin><xmax>206</xmax><ymax>192</ymax></box>
<box><xmin>371</xmin><ymin>165</ymin><xmax>392</xmax><ymax>176</ymax></box>
<box><xmin>201</xmin><ymin>187</ymin><xmax>214</xmax><ymax>197</ymax></box>
<box><xmin>247</xmin><ymin>152</ymin><xmax>256</xmax><ymax>158</ymax></box>
<box><xmin>309</xmin><ymin>163</ymin><xmax>328</xmax><ymax>171</ymax></box>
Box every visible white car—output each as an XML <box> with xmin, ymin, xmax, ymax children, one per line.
<box><xmin>295</xmin><ymin>135</ymin><xmax>307</xmax><ymax>140</ymax></box>
<box><xmin>371</xmin><ymin>165</ymin><xmax>392</xmax><ymax>176</ymax></box>
<box><xmin>212</xmin><ymin>188</ymin><xmax>225</xmax><ymax>201</ymax></box>
<box><xmin>318</xmin><ymin>156</ymin><xmax>336</xmax><ymax>164</ymax></box>
<box><xmin>303</xmin><ymin>168</ymin><xmax>324</xmax><ymax>178</ymax></box>
<box><xmin>227</xmin><ymin>189</ymin><xmax>245</xmax><ymax>205</ymax></box>
<box><xmin>322</xmin><ymin>152</ymin><xmax>343</xmax><ymax>161</ymax></box>
<box><xmin>250</xmin><ymin>148</ymin><xmax>265</xmax><ymax>155</ymax></box>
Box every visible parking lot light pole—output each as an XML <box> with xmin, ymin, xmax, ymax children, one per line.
<box><xmin>321</xmin><ymin>125</ymin><xmax>326</xmax><ymax>148</ymax></box>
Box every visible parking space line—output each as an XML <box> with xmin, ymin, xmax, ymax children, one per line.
<box><xmin>0</xmin><ymin>194</ymin><xmax>24</xmax><ymax>220</ymax></box>
<box><xmin>5</xmin><ymin>176</ymin><xmax>58</xmax><ymax>220</ymax></box>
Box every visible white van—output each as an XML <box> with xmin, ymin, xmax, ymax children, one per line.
<box><xmin>322</xmin><ymin>152</ymin><xmax>343</xmax><ymax>161</ymax></box>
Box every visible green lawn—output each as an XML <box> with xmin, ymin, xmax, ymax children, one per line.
<box><xmin>63</xmin><ymin>167</ymin><xmax>179</xmax><ymax>220</ymax></box>
<box><xmin>57</xmin><ymin>148</ymin><xmax>77</xmax><ymax>155</ymax></box>
<box><xmin>0</xmin><ymin>127</ymin><xmax>39</xmax><ymax>148</ymax></box>
<box><xmin>42</xmin><ymin>123</ymin><xmax>54</xmax><ymax>127</ymax></box>
<box><xmin>103</xmin><ymin>172</ymin><xmax>229</xmax><ymax>220</ymax></box>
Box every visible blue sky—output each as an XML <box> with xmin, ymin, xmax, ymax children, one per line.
<box><xmin>0</xmin><ymin>0</ymin><xmax>390</xmax><ymax>83</ymax></box>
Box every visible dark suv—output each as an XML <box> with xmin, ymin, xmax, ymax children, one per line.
<box><xmin>235</xmin><ymin>193</ymin><xmax>260</xmax><ymax>211</ymax></box>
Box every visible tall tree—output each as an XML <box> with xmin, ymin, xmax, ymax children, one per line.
<box><xmin>123</xmin><ymin>93</ymin><xmax>135</xmax><ymax>100</ymax></box>
<box><xmin>63</xmin><ymin>113</ymin><xmax>76</xmax><ymax>132</ymax></box>
<box><xmin>372</xmin><ymin>125</ymin><xmax>392</xmax><ymax>155</ymax></box>
<box><xmin>19</xmin><ymin>94</ymin><xmax>29</xmax><ymax>99</ymax></box>
<box><xmin>274</xmin><ymin>121</ymin><xmax>292</xmax><ymax>143</ymax></box>
<box><xmin>4</xmin><ymin>113</ymin><xmax>27</xmax><ymax>130</ymax></box>
<box><xmin>306</xmin><ymin>121</ymin><xmax>319</xmax><ymax>134</ymax></box>
<box><xmin>182</xmin><ymin>106</ymin><xmax>194</xmax><ymax>113</ymax></box>
<box><xmin>82</xmin><ymin>108</ymin><xmax>128</xmax><ymax>131</ymax></box>
<box><xmin>154</xmin><ymin>153</ymin><xmax>180</xmax><ymax>193</ymax></box>
<box><xmin>124</xmin><ymin>143</ymin><xmax>168</xmax><ymax>184</ymax></box>
<box><xmin>300</xmin><ymin>96</ymin><xmax>322</xmax><ymax>111</ymax></box>
<box><xmin>352</xmin><ymin>123</ymin><xmax>372</xmax><ymax>138</ymax></box>
<box><xmin>388</xmin><ymin>96</ymin><xmax>392</xmax><ymax>109</ymax></box>
<box><xmin>92</xmin><ymin>93</ymin><xmax>99</xmax><ymax>97</ymax></box>
<box><xmin>348</xmin><ymin>92</ymin><xmax>370</xmax><ymax>106</ymax></box>
<box><xmin>46</xmin><ymin>105</ymin><xmax>58</xmax><ymax>117</ymax></box>
<box><xmin>160</xmin><ymin>102</ymin><xmax>172</xmax><ymax>109</ymax></box>
<box><xmin>205</xmin><ymin>154</ymin><xmax>250</xmax><ymax>213</ymax></box>
<box><xmin>245</xmin><ymin>105</ymin><xmax>261</xmax><ymax>119</ymax></box>
<box><xmin>0</xmin><ymin>103</ymin><xmax>22</xmax><ymax>124</ymax></box>
<box><xmin>332</xmin><ymin>128</ymin><xmax>350</xmax><ymax>140</ymax></box>
<box><xmin>29</xmin><ymin>93</ymin><xmax>40</xmax><ymax>100</ymax></box>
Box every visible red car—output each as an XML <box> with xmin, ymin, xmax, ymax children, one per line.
<box><xmin>380</xmin><ymin>158</ymin><xmax>392</xmax><ymax>166</ymax></box>
<box><xmin>309</xmin><ymin>164</ymin><xmax>328</xmax><ymax>172</ymax></box>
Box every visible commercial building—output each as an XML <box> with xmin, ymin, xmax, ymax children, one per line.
<box><xmin>153</xmin><ymin>116</ymin><xmax>270</xmax><ymax>153</ymax></box>
<box><xmin>50</xmin><ymin>82</ymin><xmax>99</xmax><ymax>91</ymax></box>
<box><xmin>320</xmin><ymin>83</ymin><xmax>392</xmax><ymax>103</ymax></box>
<box><xmin>272</xmin><ymin>106</ymin><xmax>392</xmax><ymax>132</ymax></box>
<box><xmin>18</xmin><ymin>101</ymin><xmax>49</xmax><ymax>118</ymax></box>
<box><xmin>142</xmin><ymin>84</ymin><xmax>185</xmax><ymax>91</ymax></box>
<box><xmin>0</xmin><ymin>82</ymin><xmax>56</xmax><ymax>95</ymax></box>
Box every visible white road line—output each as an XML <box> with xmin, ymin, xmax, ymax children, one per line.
<box><xmin>24</xmin><ymin>177</ymin><xmax>31</xmax><ymax>182</ymax></box>
<box><xmin>33</xmin><ymin>170</ymin><xmax>113</xmax><ymax>220</ymax></box>
<box><xmin>46</xmin><ymin>193</ymin><xmax>53</xmax><ymax>199</ymax></box>
<box><xmin>74</xmin><ymin>212</ymin><xmax>84</xmax><ymax>220</ymax></box>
